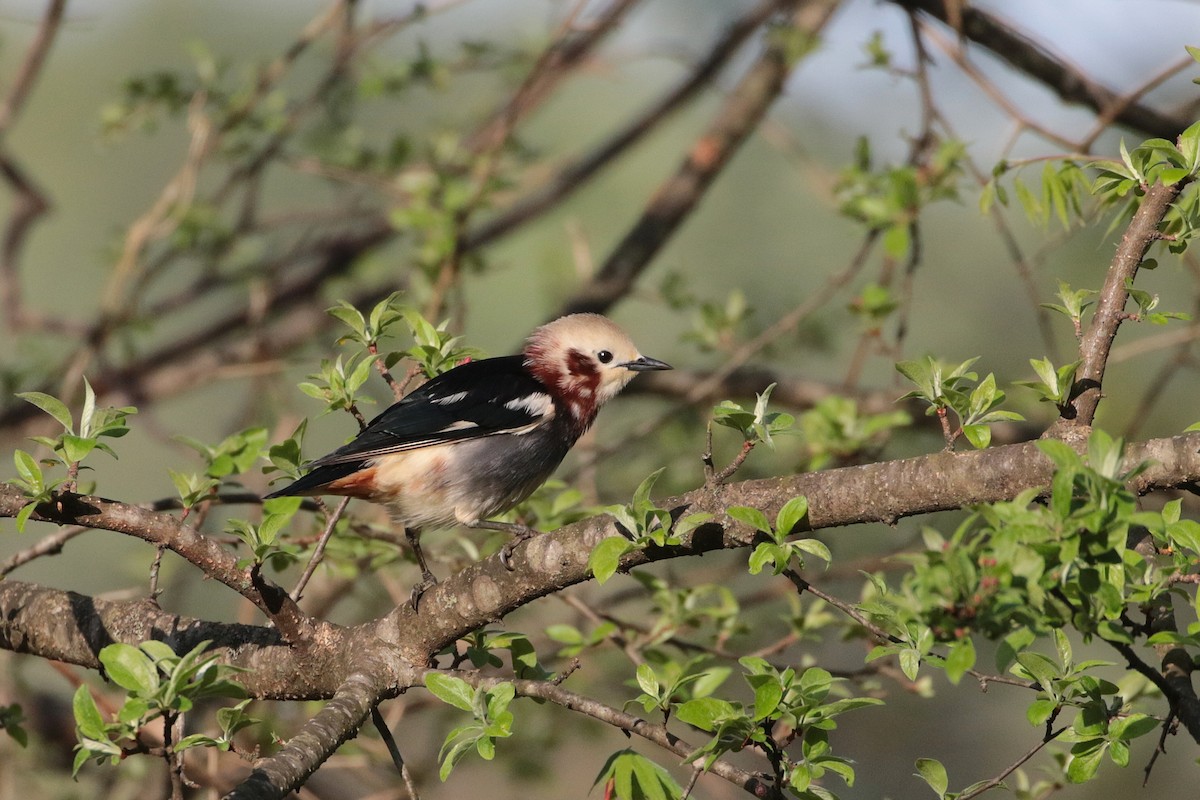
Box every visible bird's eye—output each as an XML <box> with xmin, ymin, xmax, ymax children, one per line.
<box><xmin>597</xmin><ymin>350</ymin><xmax>614</xmax><ymax>364</ymax></box>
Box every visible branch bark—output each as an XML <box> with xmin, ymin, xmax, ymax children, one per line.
<box><xmin>1064</xmin><ymin>180</ymin><xmax>1183</xmax><ymax>426</ymax></box>
<box><xmin>228</xmin><ymin>665</ymin><xmax>406</xmax><ymax>800</ymax></box>
<box><xmin>558</xmin><ymin>0</ymin><xmax>839</xmax><ymax>316</ymax></box>
<box><xmin>5</xmin><ymin>433</ymin><xmax>1200</xmax><ymax>701</ymax></box>
<box><xmin>461</xmin><ymin>0</ymin><xmax>790</xmax><ymax>252</ymax></box>
<box><xmin>893</xmin><ymin>0</ymin><xmax>1189</xmax><ymax>140</ymax></box>
<box><xmin>377</xmin><ymin>432</ymin><xmax>1200</xmax><ymax>662</ymax></box>
<box><xmin>0</xmin><ymin>485</ymin><xmax>312</xmax><ymax>640</ymax></box>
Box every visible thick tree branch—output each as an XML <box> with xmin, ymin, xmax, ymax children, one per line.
<box><xmin>0</xmin><ymin>0</ymin><xmax>67</xmax><ymax>336</ymax></box>
<box><xmin>558</xmin><ymin>0</ymin><xmax>839</xmax><ymax>316</ymax></box>
<box><xmin>5</xmin><ymin>434</ymin><xmax>1199</xmax><ymax>698</ymax></box>
<box><xmin>2</xmin><ymin>430</ymin><xmax>1199</xmax><ymax>792</ymax></box>
<box><xmin>0</xmin><ymin>579</ymin><xmax>359</xmax><ymax>699</ymax></box>
<box><xmin>0</xmin><ymin>485</ymin><xmax>311</xmax><ymax>639</ymax></box>
<box><xmin>379</xmin><ymin>432</ymin><xmax>1200</xmax><ymax>663</ymax></box>
<box><xmin>0</xmin><ymin>225</ymin><xmax>394</xmax><ymax>434</ymax></box>
<box><xmin>462</xmin><ymin>0</ymin><xmax>788</xmax><ymax>252</ymax></box>
<box><xmin>1064</xmin><ymin>180</ymin><xmax>1184</xmax><ymax>426</ymax></box>
<box><xmin>227</xmin><ymin>663</ymin><xmax>406</xmax><ymax>800</ymax></box>
<box><xmin>0</xmin><ymin>0</ymin><xmax>66</xmax><ymax>132</ymax></box>
<box><xmin>893</xmin><ymin>0</ymin><xmax>1188</xmax><ymax>140</ymax></box>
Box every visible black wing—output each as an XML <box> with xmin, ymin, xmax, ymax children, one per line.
<box><xmin>265</xmin><ymin>355</ymin><xmax>553</xmax><ymax>498</ymax></box>
<box><xmin>312</xmin><ymin>355</ymin><xmax>551</xmax><ymax>467</ymax></box>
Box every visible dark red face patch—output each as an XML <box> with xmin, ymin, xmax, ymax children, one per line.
<box><xmin>565</xmin><ymin>349</ymin><xmax>600</xmax><ymax>392</ymax></box>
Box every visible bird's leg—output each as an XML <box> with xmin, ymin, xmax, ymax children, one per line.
<box><xmin>470</xmin><ymin>519</ymin><xmax>539</xmax><ymax>571</ymax></box>
<box><xmin>406</xmin><ymin>527</ymin><xmax>438</xmax><ymax>609</ymax></box>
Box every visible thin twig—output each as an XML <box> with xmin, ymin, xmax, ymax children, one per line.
<box><xmin>957</xmin><ymin>726</ymin><xmax>1067</xmax><ymax>800</ymax></box>
<box><xmin>292</xmin><ymin>496</ymin><xmax>352</xmax><ymax>602</ymax></box>
<box><xmin>1079</xmin><ymin>54</ymin><xmax>1195</xmax><ymax>152</ymax></box>
<box><xmin>370</xmin><ymin>705</ymin><xmax>421</xmax><ymax>800</ymax></box>
<box><xmin>782</xmin><ymin>568</ymin><xmax>897</xmax><ymax>644</ymax></box>
<box><xmin>0</xmin><ymin>0</ymin><xmax>67</xmax><ymax>132</ymax></box>
<box><xmin>917</xmin><ymin>20</ymin><xmax>1078</xmax><ymax>151</ymax></box>
<box><xmin>149</xmin><ymin>544</ymin><xmax>168</xmax><ymax>603</ymax></box>
<box><xmin>713</xmin><ymin>440</ymin><xmax>755</xmax><ymax>484</ymax></box>
<box><xmin>449</xmin><ymin>670</ymin><xmax>782</xmax><ymax>800</ymax></box>
<box><xmin>0</xmin><ymin>524</ymin><xmax>87</xmax><ymax>575</ymax></box>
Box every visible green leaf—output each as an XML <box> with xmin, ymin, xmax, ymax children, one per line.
<box><xmin>593</xmin><ymin>750</ymin><xmax>681</xmax><ymax>800</ymax></box>
<box><xmin>675</xmin><ymin>697</ymin><xmax>736</xmax><ymax>731</ymax></box>
<box><xmin>944</xmin><ymin>637</ymin><xmax>975</xmax><ymax>685</ymax></box>
<box><xmin>899</xmin><ymin>648</ymin><xmax>921</xmax><ymax>681</ymax></box>
<box><xmin>475</xmin><ymin>735</ymin><xmax>496</xmax><ymax>760</ymax></box>
<box><xmin>100</xmin><ymin>643</ymin><xmax>159</xmax><ymax>695</ymax></box>
<box><xmin>14</xmin><ymin>502</ymin><xmax>37</xmax><ymax>533</ymax></box>
<box><xmin>485</xmin><ymin>682</ymin><xmax>514</xmax><ymax>718</ymax></box>
<box><xmin>691</xmin><ymin>667</ymin><xmax>732</xmax><ymax>699</ymax></box>
<box><xmin>672</xmin><ymin>512</ymin><xmax>713</xmax><ymax>538</ymax></box>
<box><xmin>589</xmin><ymin>536</ymin><xmax>634</xmax><ymax>585</ymax></box>
<box><xmin>72</xmin><ymin>686</ymin><xmax>106</xmax><ymax>740</ymax></box>
<box><xmin>1052</xmin><ymin>629</ymin><xmax>1073</xmax><ymax>672</ymax></box>
<box><xmin>775</xmin><ymin>496</ymin><xmax>809</xmax><ymax>538</ymax></box>
<box><xmin>1036</xmin><ymin>439</ymin><xmax>1080</xmax><ymax>470</ymax></box>
<box><xmin>16</xmin><ymin>391</ymin><xmax>74</xmax><ymax>431</ymax></box>
<box><xmin>635</xmin><ymin>664</ymin><xmax>659</xmax><ymax>697</ymax></box>
<box><xmin>748</xmin><ymin>542</ymin><xmax>786</xmax><ymax>575</ymax></box>
<box><xmin>961</xmin><ymin>423</ymin><xmax>990</xmax><ymax>449</ymax></box>
<box><xmin>914</xmin><ymin>757</ymin><xmax>948</xmax><ymax>798</ymax></box>
<box><xmin>13</xmin><ymin>449</ymin><xmax>40</xmax><ymax>487</ymax></box>
<box><xmin>1026</xmin><ymin>698</ymin><xmax>1057</xmax><ymax>727</ymax></box>
<box><xmin>795</xmin><ymin>538</ymin><xmax>832</xmax><ymax>564</ymax></box>
<box><xmin>1066</xmin><ymin>740</ymin><xmax>1107</xmax><ymax>783</ymax></box>
<box><xmin>631</xmin><ymin>468</ymin><xmax>665</xmax><ymax>513</ymax></box>
<box><xmin>545</xmin><ymin>624</ymin><xmax>583</xmax><ymax>645</ymax></box>
<box><xmin>727</xmin><ymin>505</ymin><xmax>771</xmax><ymax>534</ymax></box>
<box><xmin>72</xmin><ymin>747</ymin><xmax>91</xmax><ymax>777</ymax></box>
<box><xmin>1110</xmin><ymin>713</ymin><xmax>1159</xmax><ymax>741</ymax></box>
<box><xmin>78</xmin><ymin>378</ymin><xmax>97</xmax><ymax>438</ymax></box>
<box><xmin>174</xmin><ymin>733</ymin><xmax>220</xmax><ymax>751</ymax></box>
<box><xmin>425</xmin><ymin>673</ymin><xmax>475</xmax><ymax>712</ymax></box>
<box><xmin>61</xmin><ymin>434</ymin><xmax>97</xmax><ymax>464</ymax></box>
<box><xmin>1178</xmin><ymin>118</ymin><xmax>1200</xmax><ymax>169</ymax></box>
<box><xmin>1015</xmin><ymin>652</ymin><xmax>1059</xmax><ymax>689</ymax></box>
<box><xmin>438</xmin><ymin>724</ymin><xmax>482</xmax><ymax>781</ymax></box>
<box><xmin>752</xmin><ymin>679</ymin><xmax>784</xmax><ymax>721</ymax></box>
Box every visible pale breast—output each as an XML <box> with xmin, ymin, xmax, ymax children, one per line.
<box><xmin>354</xmin><ymin>418</ymin><xmax>579</xmax><ymax>530</ymax></box>
<box><xmin>367</xmin><ymin>445</ymin><xmax>460</xmax><ymax>529</ymax></box>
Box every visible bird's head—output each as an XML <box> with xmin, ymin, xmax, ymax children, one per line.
<box><xmin>524</xmin><ymin>313</ymin><xmax>671</xmax><ymax>419</ymax></box>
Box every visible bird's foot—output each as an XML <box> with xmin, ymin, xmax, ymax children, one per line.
<box><xmin>408</xmin><ymin>572</ymin><xmax>439</xmax><ymax>611</ymax></box>
<box><xmin>498</xmin><ymin>526</ymin><xmax>538</xmax><ymax>571</ymax></box>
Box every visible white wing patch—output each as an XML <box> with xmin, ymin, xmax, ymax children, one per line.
<box><xmin>437</xmin><ymin>420</ymin><xmax>479</xmax><ymax>433</ymax></box>
<box><xmin>432</xmin><ymin>391</ymin><xmax>469</xmax><ymax>406</ymax></box>
<box><xmin>505</xmin><ymin>392</ymin><xmax>554</xmax><ymax>419</ymax></box>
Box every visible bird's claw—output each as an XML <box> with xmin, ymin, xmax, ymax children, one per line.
<box><xmin>408</xmin><ymin>574</ymin><xmax>439</xmax><ymax>611</ymax></box>
<box><xmin>499</xmin><ymin>528</ymin><xmax>537</xmax><ymax>571</ymax></box>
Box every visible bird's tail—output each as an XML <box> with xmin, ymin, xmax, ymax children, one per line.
<box><xmin>263</xmin><ymin>461</ymin><xmax>363</xmax><ymax>499</ymax></box>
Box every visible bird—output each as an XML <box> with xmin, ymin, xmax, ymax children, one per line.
<box><xmin>265</xmin><ymin>313</ymin><xmax>671</xmax><ymax>606</ymax></box>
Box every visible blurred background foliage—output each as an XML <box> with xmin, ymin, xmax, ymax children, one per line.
<box><xmin>3</xmin><ymin>1</ymin><xmax>1200</xmax><ymax>798</ymax></box>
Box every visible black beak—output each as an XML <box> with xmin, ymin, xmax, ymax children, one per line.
<box><xmin>621</xmin><ymin>355</ymin><xmax>672</xmax><ymax>372</ymax></box>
